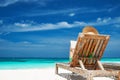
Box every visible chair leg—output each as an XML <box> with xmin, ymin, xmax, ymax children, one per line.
<box><xmin>86</xmin><ymin>74</ymin><xmax>93</xmax><ymax>80</ymax></box>
<box><xmin>72</xmin><ymin>72</ymin><xmax>75</xmax><ymax>74</ymax></box>
<box><xmin>55</xmin><ymin>64</ymin><xmax>58</xmax><ymax>74</ymax></box>
<box><xmin>118</xmin><ymin>72</ymin><xmax>120</xmax><ymax>80</ymax></box>
<box><xmin>86</xmin><ymin>77</ymin><xmax>93</xmax><ymax>80</ymax></box>
<box><xmin>97</xmin><ymin>60</ymin><xmax>104</xmax><ymax>70</ymax></box>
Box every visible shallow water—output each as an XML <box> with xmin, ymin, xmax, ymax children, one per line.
<box><xmin>0</xmin><ymin>58</ymin><xmax>119</xmax><ymax>69</ymax></box>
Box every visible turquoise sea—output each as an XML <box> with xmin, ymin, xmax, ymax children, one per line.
<box><xmin>0</xmin><ymin>58</ymin><xmax>119</xmax><ymax>69</ymax></box>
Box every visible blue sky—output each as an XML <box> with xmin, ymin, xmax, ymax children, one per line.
<box><xmin>0</xmin><ymin>0</ymin><xmax>120</xmax><ymax>58</ymax></box>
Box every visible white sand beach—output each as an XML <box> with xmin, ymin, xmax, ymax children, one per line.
<box><xmin>0</xmin><ymin>67</ymin><xmax>115</xmax><ymax>80</ymax></box>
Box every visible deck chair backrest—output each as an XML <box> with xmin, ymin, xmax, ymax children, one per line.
<box><xmin>70</xmin><ymin>33</ymin><xmax>110</xmax><ymax>70</ymax></box>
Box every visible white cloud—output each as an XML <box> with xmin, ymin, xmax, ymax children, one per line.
<box><xmin>0</xmin><ymin>20</ymin><xmax>3</xmax><ymax>24</ymax></box>
<box><xmin>0</xmin><ymin>37</ymin><xmax>67</xmax><ymax>50</ymax></box>
<box><xmin>25</xmin><ymin>8</ymin><xmax>80</xmax><ymax>17</ymax></box>
<box><xmin>0</xmin><ymin>0</ymin><xmax>52</xmax><ymax>7</ymax></box>
<box><xmin>97</xmin><ymin>18</ymin><xmax>102</xmax><ymax>22</ymax></box>
<box><xmin>97</xmin><ymin>17</ymin><xmax>112</xmax><ymax>23</ymax></box>
<box><xmin>25</xmin><ymin>8</ymin><xmax>108</xmax><ymax>17</ymax></box>
<box><xmin>74</xmin><ymin>21</ymin><xmax>87</xmax><ymax>26</ymax></box>
<box><xmin>69</xmin><ymin>13</ymin><xmax>75</xmax><ymax>17</ymax></box>
<box><xmin>20</xmin><ymin>41</ymin><xmax>31</xmax><ymax>44</ymax></box>
<box><xmin>108</xmin><ymin>5</ymin><xmax>120</xmax><ymax>12</ymax></box>
<box><xmin>23</xmin><ymin>5</ymin><xmax>119</xmax><ymax>17</ymax></box>
<box><xmin>0</xmin><ymin>32</ymin><xmax>11</xmax><ymax>35</ymax></box>
<box><xmin>114</xmin><ymin>24</ymin><xmax>120</xmax><ymax>28</ymax></box>
<box><xmin>0</xmin><ymin>0</ymin><xmax>18</xmax><ymax>7</ymax></box>
<box><xmin>0</xmin><ymin>21</ymin><xmax>82</xmax><ymax>32</ymax></box>
<box><xmin>0</xmin><ymin>38</ymin><xmax>44</xmax><ymax>50</ymax></box>
<box><xmin>0</xmin><ymin>32</ymin><xmax>2</xmax><ymax>35</ymax></box>
<box><xmin>14</xmin><ymin>23</ymin><xmax>30</xmax><ymax>27</ymax></box>
<box><xmin>95</xmin><ymin>17</ymin><xmax>112</xmax><ymax>25</ymax></box>
<box><xmin>0</xmin><ymin>17</ymin><xmax>120</xmax><ymax>32</ymax></box>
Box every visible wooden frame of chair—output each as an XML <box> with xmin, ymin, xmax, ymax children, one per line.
<box><xmin>56</xmin><ymin>63</ymin><xmax>120</xmax><ymax>80</ymax></box>
<box><xmin>70</xmin><ymin>33</ymin><xmax>110</xmax><ymax>69</ymax></box>
<box><xmin>55</xmin><ymin>33</ymin><xmax>120</xmax><ymax>80</ymax></box>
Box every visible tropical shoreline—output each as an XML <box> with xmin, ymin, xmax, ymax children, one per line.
<box><xmin>0</xmin><ymin>67</ymin><xmax>115</xmax><ymax>80</ymax></box>
<box><xmin>0</xmin><ymin>63</ymin><xmax>119</xmax><ymax>80</ymax></box>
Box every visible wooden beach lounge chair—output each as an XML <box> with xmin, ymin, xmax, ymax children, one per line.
<box><xmin>56</xmin><ymin>26</ymin><xmax>120</xmax><ymax>80</ymax></box>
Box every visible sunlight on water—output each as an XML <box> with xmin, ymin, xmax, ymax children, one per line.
<box><xmin>0</xmin><ymin>58</ymin><xmax>68</xmax><ymax>69</ymax></box>
<box><xmin>0</xmin><ymin>58</ymin><xmax>119</xmax><ymax>69</ymax></box>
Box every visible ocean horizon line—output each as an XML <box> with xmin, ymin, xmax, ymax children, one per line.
<box><xmin>0</xmin><ymin>57</ymin><xmax>120</xmax><ymax>59</ymax></box>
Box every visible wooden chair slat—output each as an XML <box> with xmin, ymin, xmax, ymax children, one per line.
<box><xmin>97</xmin><ymin>40</ymin><xmax>104</xmax><ymax>57</ymax></box>
<box><xmin>77</xmin><ymin>39</ymin><xmax>87</xmax><ymax>58</ymax></box>
<box><xmin>81</xmin><ymin>39</ymin><xmax>87</xmax><ymax>57</ymax></box>
<box><xmin>82</xmin><ymin>39</ymin><xmax>90</xmax><ymax>57</ymax></box>
<box><xmin>84</xmin><ymin>39</ymin><xmax>94</xmax><ymax>65</ymax></box>
<box><xmin>95</xmin><ymin>40</ymin><xmax>103</xmax><ymax>58</ymax></box>
<box><xmin>89</xmin><ymin>39</ymin><xmax>98</xmax><ymax>64</ymax></box>
<box><xmin>92</xmin><ymin>39</ymin><xmax>101</xmax><ymax>57</ymax></box>
<box><xmin>99</xmin><ymin>36</ymin><xmax>110</xmax><ymax>59</ymax></box>
<box><xmin>85</xmin><ymin>39</ymin><xmax>93</xmax><ymax>57</ymax></box>
<box><xmin>71</xmin><ymin>36</ymin><xmax>84</xmax><ymax>66</ymax></box>
<box><xmin>82</xmin><ymin>34</ymin><xmax>108</xmax><ymax>40</ymax></box>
